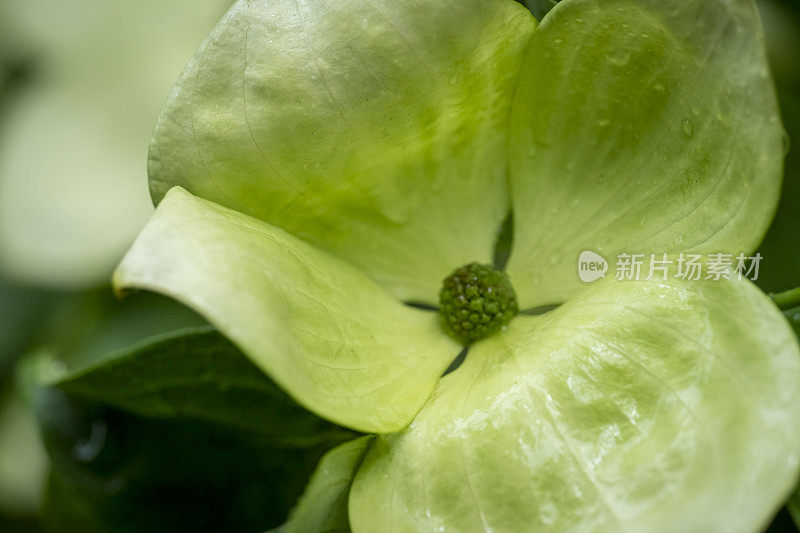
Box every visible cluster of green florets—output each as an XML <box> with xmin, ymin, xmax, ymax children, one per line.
<box><xmin>439</xmin><ymin>262</ymin><xmax>518</xmax><ymax>345</ymax></box>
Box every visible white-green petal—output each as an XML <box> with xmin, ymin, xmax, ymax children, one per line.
<box><xmin>350</xmin><ymin>278</ymin><xmax>800</xmax><ymax>532</ymax></box>
<box><xmin>113</xmin><ymin>187</ymin><xmax>460</xmax><ymax>433</ymax></box>
<box><xmin>148</xmin><ymin>0</ymin><xmax>535</xmax><ymax>303</ymax></box>
<box><xmin>507</xmin><ymin>0</ymin><xmax>783</xmax><ymax>308</ymax></box>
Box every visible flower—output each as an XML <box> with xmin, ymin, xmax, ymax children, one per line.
<box><xmin>115</xmin><ymin>0</ymin><xmax>800</xmax><ymax>530</ymax></box>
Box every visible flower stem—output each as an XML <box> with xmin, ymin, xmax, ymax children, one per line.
<box><xmin>769</xmin><ymin>287</ymin><xmax>800</xmax><ymax>310</ymax></box>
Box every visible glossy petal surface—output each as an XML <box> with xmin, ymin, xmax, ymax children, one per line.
<box><xmin>350</xmin><ymin>278</ymin><xmax>800</xmax><ymax>532</ymax></box>
<box><xmin>507</xmin><ymin>0</ymin><xmax>783</xmax><ymax>308</ymax></box>
<box><xmin>148</xmin><ymin>0</ymin><xmax>535</xmax><ymax>302</ymax></box>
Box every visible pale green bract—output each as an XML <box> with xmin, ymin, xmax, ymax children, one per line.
<box><xmin>115</xmin><ymin>0</ymin><xmax>800</xmax><ymax>530</ymax></box>
<box><xmin>115</xmin><ymin>188</ymin><xmax>457</xmax><ymax>433</ymax></box>
<box><xmin>146</xmin><ymin>0</ymin><xmax>533</xmax><ymax>303</ymax></box>
<box><xmin>350</xmin><ymin>279</ymin><xmax>800</xmax><ymax>532</ymax></box>
<box><xmin>507</xmin><ymin>0</ymin><xmax>784</xmax><ymax>308</ymax></box>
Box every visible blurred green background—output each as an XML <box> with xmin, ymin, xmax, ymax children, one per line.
<box><xmin>0</xmin><ymin>0</ymin><xmax>798</xmax><ymax>531</ymax></box>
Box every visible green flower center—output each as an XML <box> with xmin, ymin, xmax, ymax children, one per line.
<box><xmin>438</xmin><ymin>263</ymin><xmax>519</xmax><ymax>345</ymax></box>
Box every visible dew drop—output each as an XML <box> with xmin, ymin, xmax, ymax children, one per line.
<box><xmin>681</xmin><ymin>118</ymin><xmax>694</xmax><ymax>138</ymax></box>
<box><xmin>606</xmin><ymin>49</ymin><xmax>630</xmax><ymax>66</ymax></box>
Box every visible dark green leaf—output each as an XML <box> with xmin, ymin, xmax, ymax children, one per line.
<box><xmin>28</xmin><ymin>288</ymin><xmax>356</xmax><ymax>531</ymax></box>
<box><xmin>755</xmin><ymin>0</ymin><xmax>800</xmax><ymax>294</ymax></box>
<box><xmin>33</xmin><ymin>287</ymin><xmax>207</xmax><ymax>374</ymax></box>
<box><xmin>0</xmin><ymin>281</ymin><xmax>51</xmax><ymax>377</ymax></box>
<box><xmin>37</xmin><ymin>390</ymin><xmax>339</xmax><ymax>533</ymax></box>
<box><xmin>55</xmin><ymin>327</ymin><xmax>355</xmax><ymax>448</ymax></box>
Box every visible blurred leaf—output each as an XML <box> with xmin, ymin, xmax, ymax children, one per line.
<box><xmin>25</xmin><ymin>288</ymin><xmax>206</xmax><ymax>379</ymax></box>
<box><xmin>0</xmin><ymin>286</ymin><xmax>208</xmax><ymax>522</ymax></box>
<box><xmin>0</xmin><ymin>0</ymin><xmax>232</xmax><ymax>289</ymax></box>
<box><xmin>0</xmin><ymin>281</ymin><xmax>51</xmax><ymax>377</ymax></box>
<box><xmin>0</xmin><ymin>389</ymin><xmax>47</xmax><ymax>518</ymax></box>
<box><xmin>755</xmin><ymin>0</ymin><xmax>800</xmax><ymax>293</ymax></box>
<box><xmin>0</xmin><ymin>280</ymin><xmax>53</xmax><ymax>520</ymax></box>
<box><xmin>55</xmin><ymin>327</ymin><xmax>355</xmax><ymax>448</ymax></box>
<box><xmin>37</xmin><ymin>390</ymin><xmax>341</xmax><ymax>533</ymax></box>
<box><xmin>280</xmin><ymin>437</ymin><xmax>373</xmax><ymax>533</ymax></box>
<box><xmin>27</xmin><ymin>293</ymin><xmax>357</xmax><ymax>531</ymax></box>
<box><xmin>756</xmin><ymin>5</ymin><xmax>800</xmax><ymax>525</ymax></box>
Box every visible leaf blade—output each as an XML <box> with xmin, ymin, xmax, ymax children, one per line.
<box><xmin>56</xmin><ymin>327</ymin><xmax>354</xmax><ymax>448</ymax></box>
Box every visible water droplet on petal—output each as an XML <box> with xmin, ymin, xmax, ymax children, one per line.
<box><xmin>606</xmin><ymin>49</ymin><xmax>630</xmax><ymax>66</ymax></box>
<box><xmin>681</xmin><ymin>118</ymin><xmax>694</xmax><ymax>138</ymax></box>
